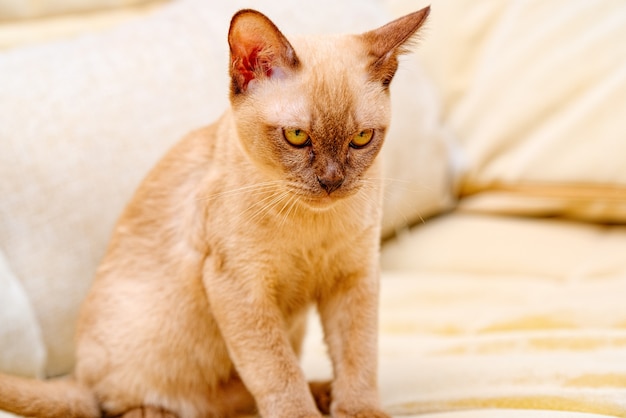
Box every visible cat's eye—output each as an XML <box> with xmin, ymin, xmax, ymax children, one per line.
<box><xmin>283</xmin><ymin>128</ymin><xmax>311</xmax><ymax>147</ymax></box>
<box><xmin>350</xmin><ymin>129</ymin><xmax>374</xmax><ymax>148</ymax></box>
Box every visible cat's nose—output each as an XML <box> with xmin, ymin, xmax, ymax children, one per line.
<box><xmin>317</xmin><ymin>161</ymin><xmax>345</xmax><ymax>194</ymax></box>
<box><xmin>317</xmin><ymin>175</ymin><xmax>344</xmax><ymax>194</ymax></box>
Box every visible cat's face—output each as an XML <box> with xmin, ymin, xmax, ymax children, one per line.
<box><xmin>228</xmin><ymin>9</ymin><xmax>429</xmax><ymax>209</ymax></box>
<box><xmin>232</xmin><ymin>36</ymin><xmax>389</xmax><ymax>208</ymax></box>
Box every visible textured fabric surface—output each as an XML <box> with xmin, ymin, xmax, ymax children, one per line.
<box><xmin>0</xmin><ymin>0</ymin><xmax>451</xmax><ymax>377</ymax></box>
<box><xmin>393</xmin><ymin>0</ymin><xmax>626</xmax><ymax>223</ymax></box>
<box><xmin>301</xmin><ymin>214</ymin><xmax>626</xmax><ymax>417</ymax></box>
<box><xmin>375</xmin><ymin>214</ymin><xmax>626</xmax><ymax>416</ymax></box>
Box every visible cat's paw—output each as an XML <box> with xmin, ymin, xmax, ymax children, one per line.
<box><xmin>333</xmin><ymin>406</ymin><xmax>391</xmax><ymax>418</ymax></box>
<box><xmin>118</xmin><ymin>406</ymin><xmax>178</xmax><ymax>418</ymax></box>
<box><xmin>309</xmin><ymin>380</ymin><xmax>332</xmax><ymax>415</ymax></box>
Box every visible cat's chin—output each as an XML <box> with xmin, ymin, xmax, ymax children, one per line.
<box><xmin>294</xmin><ymin>190</ymin><xmax>357</xmax><ymax>212</ymax></box>
<box><xmin>297</xmin><ymin>196</ymin><xmax>340</xmax><ymax>212</ymax></box>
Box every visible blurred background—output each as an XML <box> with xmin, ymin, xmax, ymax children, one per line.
<box><xmin>1</xmin><ymin>1</ymin><xmax>625</xmax><ymax>417</ymax></box>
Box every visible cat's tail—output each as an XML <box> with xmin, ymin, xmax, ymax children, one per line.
<box><xmin>0</xmin><ymin>372</ymin><xmax>99</xmax><ymax>418</ymax></box>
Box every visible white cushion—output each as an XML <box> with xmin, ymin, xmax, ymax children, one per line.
<box><xmin>0</xmin><ymin>251</ymin><xmax>45</xmax><ymax>378</ymax></box>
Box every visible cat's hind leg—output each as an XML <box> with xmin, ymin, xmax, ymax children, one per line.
<box><xmin>214</xmin><ymin>376</ymin><xmax>257</xmax><ymax>416</ymax></box>
<box><xmin>309</xmin><ymin>380</ymin><xmax>332</xmax><ymax>415</ymax></box>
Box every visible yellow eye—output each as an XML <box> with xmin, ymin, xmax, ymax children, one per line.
<box><xmin>283</xmin><ymin>128</ymin><xmax>311</xmax><ymax>147</ymax></box>
<box><xmin>350</xmin><ymin>129</ymin><xmax>374</xmax><ymax>148</ymax></box>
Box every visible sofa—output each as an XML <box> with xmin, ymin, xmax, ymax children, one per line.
<box><xmin>1</xmin><ymin>0</ymin><xmax>625</xmax><ymax>417</ymax></box>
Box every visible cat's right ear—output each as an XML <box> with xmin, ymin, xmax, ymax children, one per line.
<box><xmin>228</xmin><ymin>9</ymin><xmax>300</xmax><ymax>96</ymax></box>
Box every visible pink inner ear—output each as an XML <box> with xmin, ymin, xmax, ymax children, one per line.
<box><xmin>229</xmin><ymin>10</ymin><xmax>299</xmax><ymax>95</ymax></box>
<box><xmin>233</xmin><ymin>43</ymin><xmax>275</xmax><ymax>92</ymax></box>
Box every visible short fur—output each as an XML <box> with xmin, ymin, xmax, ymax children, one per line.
<box><xmin>0</xmin><ymin>7</ymin><xmax>429</xmax><ymax>418</ymax></box>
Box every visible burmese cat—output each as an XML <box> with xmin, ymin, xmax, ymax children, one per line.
<box><xmin>0</xmin><ymin>7</ymin><xmax>429</xmax><ymax>418</ymax></box>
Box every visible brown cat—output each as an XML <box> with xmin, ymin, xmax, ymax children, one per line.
<box><xmin>0</xmin><ymin>7</ymin><xmax>429</xmax><ymax>418</ymax></box>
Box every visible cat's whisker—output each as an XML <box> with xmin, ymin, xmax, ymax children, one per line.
<box><xmin>356</xmin><ymin>180</ymin><xmax>425</xmax><ymax>229</ymax></box>
<box><xmin>225</xmin><ymin>189</ymin><xmax>283</xmax><ymax>231</ymax></box>
<box><xmin>361</xmin><ymin>176</ymin><xmax>433</xmax><ymax>204</ymax></box>
<box><xmin>275</xmin><ymin>192</ymin><xmax>293</xmax><ymax>220</ymax></box>
<box><xmin>361</xmin><ymin>176</ymin><xmax>436</xmax><ymax>195</ymax></box>
<box><xmin>352</xmin><ymin>185</ymin><xmax>381</xmax><ymax>209</ymax></box>
<box><xmin>265</xmin><ymin>193</ymin><xmax>295</xmax><ymax>228</ymax></box>
<box><xmin>359</xmin><ymin>178</ymin><xmax>428</xmax><ymax>228</ymax></box>
<box><xmin>246</xmin><ymin>190</ymin><xmax>292</xmax><ymax>227</ymax></box>
<box><xmin>241</xmin><ymin>192</ymin><xmax>282</xmax><ymax>219</ymax></box>
<box><xmin>198</xmin><ymin>186</ymin><xmax>278</xmax><ymax>202</ymax></box>
<box><xmin>196</xmin><ymin>180</ymin><xmax>287</xmax><ymax>202</ymax></box>
<box><xmin>202</xmin><ymin>182</ymin><xmax>294</xmax><ymax>231</ymax></box>
<box><xmin>277</xmin><ymin>194</ymin><xmax>299</xmax><ymax>231</ymax></box>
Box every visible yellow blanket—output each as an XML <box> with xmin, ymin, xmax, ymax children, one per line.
<box><xmin>303</xmin><ymin>214</ymin><xmax>626</xmax><ymax>417</ymax></box>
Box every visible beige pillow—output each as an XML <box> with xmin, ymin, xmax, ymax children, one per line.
<box><xmin>0</xmin><ymin>0</ymin><xmax>451</xmax><ymax>377</ymax></box>
<box><xmin>404</xmin><ymin>0</ymin><xmax>626</xmax><ymax>223</ymax></box>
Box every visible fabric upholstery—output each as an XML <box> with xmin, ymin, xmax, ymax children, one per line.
<box><xmin>395</xmin><ymin>0</ymin><xmax>626</xmax><ymax>223</ymax></box>
<box><xmin>376</xmin><ymin>214</ymin><xmax>626</xmax><ymax>416</ymax></box>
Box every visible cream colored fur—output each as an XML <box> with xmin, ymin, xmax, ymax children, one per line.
<box><xmin>0</xmin><ymin>7</ymin><xmax>429</xmax><ymax>418</ymax></box>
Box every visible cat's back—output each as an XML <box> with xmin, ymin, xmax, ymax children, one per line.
<box><xmin>104</xmin><ymin>113</ymin><xmax>234</xmax><ymax>251</ymax></box>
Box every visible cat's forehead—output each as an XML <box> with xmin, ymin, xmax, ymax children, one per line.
<box><xmin>290</xmin><ymin>34</ymin><xmax>367</xmax><ymax>75</ymax></box>
<box><xmin>260</xmin><ymin>34</ymin><xmax>390</xmax><ymax>134</ymax></box>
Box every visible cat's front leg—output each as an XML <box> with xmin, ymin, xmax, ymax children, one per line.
<box><xmin>203</xmin><ymin>262</ymin><xmax>321</xmax><ymax>418</ymax></box>
<box><xmin>318</xmin><ymin>271</ymin><xmax>390</xmax><ymax>418</ymax></box>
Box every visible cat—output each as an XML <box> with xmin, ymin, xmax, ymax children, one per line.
<box><xmin>0</xmin><ymin>6</ymin><xmax>429</xmax><ymax>418</ymax></box>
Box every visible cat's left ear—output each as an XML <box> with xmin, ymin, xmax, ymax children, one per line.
<box><xmin>228</xmin><ymin>9</ymin><xmax>300</xmax><ymax>96</ymax></box>
<box><xmin>361</xmin><ymin>6</ymin><xmax>430</xmax><ymax>88</ymax></box>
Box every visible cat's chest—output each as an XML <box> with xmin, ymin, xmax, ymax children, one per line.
<box><xmin>255</xmin><ymin>220</ymin><xmax>367</xmax><ymax>310</ymax></box>
<box><xmin>204</xmin><ymin>179</ymin><xmax>380</xmax><ymax>296</ymax></box>
<box><xmin>277</xmin><ymin>227</ymin><xmax>345</xmax><ymax>273</ymax></box>
<box><xmin>257</xmin><ymin>209</ymin><xmax>375</xmax><ymax>283</ymax></box>
<box><xmin>220</xmin><ymin>205</ymin><xmax>372</xmax><ymax>280</ymax></box>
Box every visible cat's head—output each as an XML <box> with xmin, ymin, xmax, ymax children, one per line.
<box><xmin>227</xmin><ymin>8</ymin><xmax>429</xmax><ymax>209</ymax></box>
